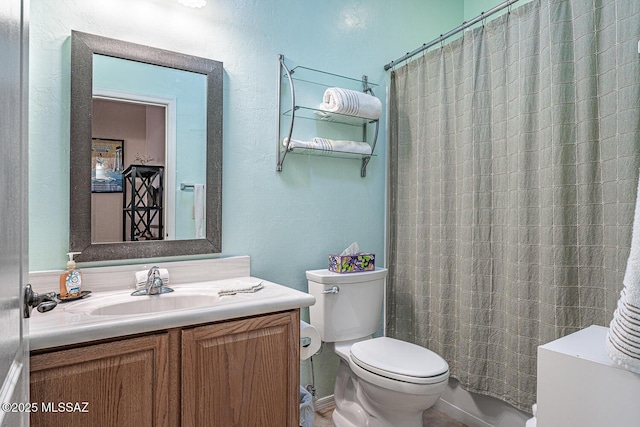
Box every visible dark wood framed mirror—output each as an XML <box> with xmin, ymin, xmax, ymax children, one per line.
<box><xmin>70</xmin><ymin>31</ymin><xmax>222</xmax><ymax>262</ymax></box>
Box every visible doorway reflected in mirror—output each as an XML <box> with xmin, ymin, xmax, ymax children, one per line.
<box><xmin>91</xmin><ymin>98</ymin><xmax>166</xmax><ymax>244</ymax></box>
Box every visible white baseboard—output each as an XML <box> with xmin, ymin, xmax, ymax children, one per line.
<box><xmin>435</xmin><ymin>398</ymin><xmax>494</xmax><ymax>427</ymax></box>
<box><xmin>311</xmin><ymin>387</ymin><xmax>528</xmax><ymax>427</ymax></box>
<box><xmin>435</xmin><ymin>379</ymin><xmax>531</xmax><ymax>427</ymax></box>
<box><xmin>312</xmin><ymin>392</ymin><xmax>491</xmax><ymax>426</ymax></box>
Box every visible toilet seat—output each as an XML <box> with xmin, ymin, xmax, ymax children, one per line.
<box><xmin>350</xmin><ymin>337</ymin><xmax>449</xmax><ymax>385</ymax></box>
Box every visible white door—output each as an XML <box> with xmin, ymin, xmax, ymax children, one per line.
<box><xmin>0</xmin><ymin>0</ymin><xmax>30</xmax><ymax>426</ymax></box>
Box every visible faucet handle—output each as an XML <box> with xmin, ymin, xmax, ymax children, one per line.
<box><xmin>144</xmin><ymin>266</ymin><xmax>173</xmax><ymax>295</ymax></box>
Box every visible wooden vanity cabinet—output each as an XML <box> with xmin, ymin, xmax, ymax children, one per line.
<box><xmin>30</xmin><ymin>310</ymin><xmax>300</xmax><ymax>427</ymax></box>
<box><xmin>182</xmin><ymin>311</ymin><xmax>300</xmax><ymax>427</ymax></box>
<box><xmin>30</xmin><ymin>333</ymin><xmax>170</xmax><ymax>427</ymax></box>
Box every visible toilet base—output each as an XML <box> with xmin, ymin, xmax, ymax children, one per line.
<box><xmin>332</xmin><ymin>359</ymin><xmax>442</xmax><ymax>427</ymax></box>
<box><xmin>332</xmin><ymin>360</ymin><xmax>376</xmax><ymax>427</ymax></box>
<box><xmin>333</xmin><ymin>408</ymin><xmax>387</xmax><ymax>427</ymax></box>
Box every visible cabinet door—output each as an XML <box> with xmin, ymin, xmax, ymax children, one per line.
<box><xmin>30</xmin><ymin>333</ymin><xmax>169</xmax><ymax>427</ymax></box>
<box><xmin>182</xmin><ymin>311</ymin><xmax>300</xmax><ymax>427</ymax></box>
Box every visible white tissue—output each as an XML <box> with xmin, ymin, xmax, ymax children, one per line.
<box><xmin>341</xmin><ymin>242</ymin><xmax>360</xmax><ymax>256</ymax></box>
<box><xmin>300</xmin><ymin>320</ymin><xmax>321</xmax><ymax>360</ymax></box>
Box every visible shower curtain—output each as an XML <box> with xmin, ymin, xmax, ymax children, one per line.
<box><xmin>387</xmin><ymin>0</ymin><xmax>640</xmax><ymax>412</ymax></box>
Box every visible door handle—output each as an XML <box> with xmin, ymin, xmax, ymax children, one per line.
<box><xmin>23</xmin><ymin>284</ymin><xmax>58</xmax><ymax>318</ymax></box>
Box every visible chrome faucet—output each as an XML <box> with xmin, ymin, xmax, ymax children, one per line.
<box><xmin>146</xmin><ymin>266</ymin><xmax>164</xmax><ymax>295</ymax></box>
<box><xmin>131</xmin><ymin>266</ymin><xmax>174</xmax><ymax>296</ymax></box>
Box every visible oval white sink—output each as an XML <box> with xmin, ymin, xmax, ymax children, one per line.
<box><xmin>67</xmin><ymin>292</ymin><xmax>220</xmax><ymax>316</ymax></box>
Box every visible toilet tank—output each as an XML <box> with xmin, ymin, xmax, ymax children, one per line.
<box><xmin>306</xmin><ymin>268</ymin><xmax>387</xmax><ymax>343</ymax></box>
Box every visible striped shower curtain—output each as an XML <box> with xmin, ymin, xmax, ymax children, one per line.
<box><xmin>387</xmin><ymin>0</ymin><xmax>640</xmax><ymax>412</ymax></box>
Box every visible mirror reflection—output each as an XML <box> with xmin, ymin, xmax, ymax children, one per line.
<box><xmin>90</xmin><ymin>54</ymin><xmax>207</xmax><ymax>243</ymax></box>
<box><xmin>70</xmin><ymin>31</ymin><xmax>223</xmax><ymax>262</ymax></box>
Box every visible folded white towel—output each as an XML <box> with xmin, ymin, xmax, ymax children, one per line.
<box><xmin>606</xmin><ymin>310</ymin><xmax>640</xmax><ymax>372</ymax></box>
<box><xmin>319</xmin><ymin>87</ymin><xmax>382</xmax><ymax>120</ymax></box>
<box><xmin>312</xmin><ymin>137</ymin><xmax>372</xmax><ymax>155</ymax></box>
<box><xmin>218</xmin><ymin>280</ymin><xmax>264</xmax><ymax>296</ymax></box>
<box><xmin>623</xmin><ymin>176</ymin><xmax>640</xmax><ymax>303</ymax></box>
<box><xmin>283</xmin><ymin>137</ymin><xmax>372</xmax><ymax>156</ymax></box>
<box><xmin>134</xmin><ymin>268</ymin><xmax>170</xmax><ymax>290</ymax></box>
<box><xmin>607</xmin><ymin>171</ymin><xmax>640</xmax><ymax>373</ymax></box>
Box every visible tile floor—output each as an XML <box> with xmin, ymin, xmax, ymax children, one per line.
<box><xmin>312</xmin><ymin>403</ymin><xmax>468</xmax><ymax>427</ymax></box>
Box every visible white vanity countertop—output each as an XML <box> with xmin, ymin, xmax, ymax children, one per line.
<box><xmin>29</xmin><ymin>277</ymin><xmax>316</xmax><ymax>351</ymax></box>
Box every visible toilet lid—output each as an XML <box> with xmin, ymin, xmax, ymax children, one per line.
<box><xmin>350</xmin><ymin>337</ymin><xmax>449</xmax><ymax>384</ymax></box>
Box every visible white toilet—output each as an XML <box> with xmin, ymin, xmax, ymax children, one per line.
<box><xmin>307</xmin><ymin>268</ymin><xmax>450</xmax><ymax>427</ymax></box>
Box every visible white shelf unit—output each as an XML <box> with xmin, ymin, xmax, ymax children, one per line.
<box><xmin>537</xmin><ymin>325</ymin><xmax>640</xmax><ymax>427</ymax></box>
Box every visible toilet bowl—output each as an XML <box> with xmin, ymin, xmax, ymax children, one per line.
<box><xmin>331</xmin><ymin>337</ymin><xmax>449</xmax><ymax>427</ymax></box>
<box><xmin>306</xmin><ymin>268</ymin><xmax>450</xmax><ymax>427</ymax></box>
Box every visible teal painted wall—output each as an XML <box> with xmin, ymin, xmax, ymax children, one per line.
<box><xmin>464</xmin><ymin>0</ymin><xmax>532</xmax><ymax>21</ymax></box>
<box><xmin>30</xmin><ymin>0</ymin><xmax>462</xmax><ymax>286</ymax></box>
<box><xmin>29</xmin><ymin>0</ymin><xmax>463</xmax><ymax>399</ymax></box>
<box><xmin>464</xmin><ymin>0</ymin><xmax>504</xmax><ymax>19</ymax></box>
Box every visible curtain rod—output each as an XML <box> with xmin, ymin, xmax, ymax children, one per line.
<box><xmin>383</xmin><ymin>0</ymin><xmax>523</xmax><ymax>71</ymax></box>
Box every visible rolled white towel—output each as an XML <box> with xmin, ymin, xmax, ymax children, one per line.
<box><xmin>319</xmin><ymin>87</ymin><xmax>382</xmax><ymax>120</ymax></box>
<box><xmin>134</xmin><ymin>268</ymin><xmax>170</xmax><ymax>290</ymax></box>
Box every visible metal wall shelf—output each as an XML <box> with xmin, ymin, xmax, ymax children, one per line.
<box><xmin>276</xmin><ymin>55</ymin><xmax>380</xmax><ymax>177</ymax></box>
<box><xmin>282</xmin><ymin>106</ymin><xmax>378</xmax><ymax>127</ymax></box>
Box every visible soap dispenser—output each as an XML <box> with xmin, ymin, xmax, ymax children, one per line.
<box><xmin>59</xmin><ymin>252</ymin><xmax>82</xmax><ymax>299</ymax></box>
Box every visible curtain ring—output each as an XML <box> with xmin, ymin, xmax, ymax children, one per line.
<box><xmin>440</xmin><ymin>36</ymin><xmax>444</xmax><ymax>50</ymax></box>
<box><xmin>481</xmin><ymin>11</ymin><xmax>486</xmax><ymax>28</ymax></box>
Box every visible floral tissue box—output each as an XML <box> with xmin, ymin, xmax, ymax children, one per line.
<box><xmin>328</xmin><ymin>253</ymin><xmax>375</xmax><ymax>273</ymax></box>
